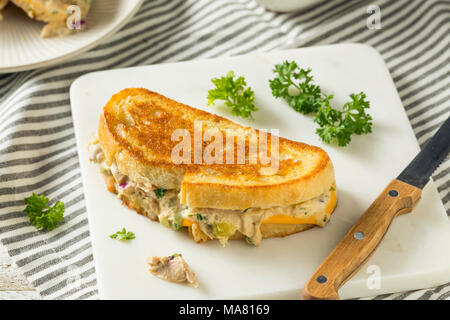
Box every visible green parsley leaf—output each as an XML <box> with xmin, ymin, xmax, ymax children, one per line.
<box><xmin>196</xmin><ymin>213</ymin><xmax>207</xmax><ymax>221</ymax></box>
<box><xmin>154</xmin><ymin>188</ymin><xmax>167</xmax><ymax>199</ymax></box>
<box><xmin>269</xmin><ymin>61</ymin><xmax>324</xmax><ymax>114</ymax></box>
<box><xmin>270</xmin><ymin>61</ymin><xmax>373</xmax><ymax>147</ymax></box>
<box><xmin>207</xmin><ymin>71</ymin><xmax>258</xmax><ymax>119</ymax></box>
<box><xmin>314</xmin><ymin>92</ymin><xmax>372</xmax><ymax>147</ymax></box>
<box><xmin>342</xmin><ymin>92</ymin><xmax>373</xmax><ymax>136</ymax></box>
<box><xmin>109</xmin><ymin>228</ymin><xmax>136</xmax><ymax>241</ymax></box>
<box><xmin>23</xmin><ymin>193</ymin><xmax>65</xmax><ymax>231</ymax></box>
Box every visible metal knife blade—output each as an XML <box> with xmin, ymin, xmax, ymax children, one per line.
<box><xmin>397</xmin><ymin>116</ymin><xmax>450</xmax><ymax>189</ymax></box>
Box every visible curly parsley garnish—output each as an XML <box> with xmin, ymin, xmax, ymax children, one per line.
<box><xmin>270</xmin><ymin>60</ymin><xmax>373</xmax><ymax>146</ymax></box>
<box><xmin>207</xmin><ymin>71</ymin><xmax>258</xmax><ymax>119</ymax></box>
<box><xmin>109</xmin><ymin>228</ymin><xmax>136</xmax><ymax>241</ymax></box>
<box><xmin>269</xmin><ymin>61</ymin><xmax>324</xmax><ymax>114</ymax></box>
<box><xmin>154</xmin><ymin>188</ymin><xmax>167</xmax><ymax>199</ymax></box>
<box><xmin>314</xmin><ymin>92</ymin><xmax>372</xmax><ymax>146</ymax></box>
<box><xmin>23</xmin><ymin>193</ymin><xmax>65</xmax><ymax>231</ymax></box>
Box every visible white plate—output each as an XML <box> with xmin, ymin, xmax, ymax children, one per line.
<box><xmin>70</xmin><ymin>44</ymin><xmax>450</xmax><ymax>300</ymax></box>
<box><xmin>0</xmin><ymin>0</ymin><xmax>143</xmax><ymax>73</ymax></box>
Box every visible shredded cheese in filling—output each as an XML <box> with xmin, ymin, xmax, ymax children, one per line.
<box><xmin>89</xmin><ymin>141</ymin><xmax>336</xmax><ymax>246</ymax></box>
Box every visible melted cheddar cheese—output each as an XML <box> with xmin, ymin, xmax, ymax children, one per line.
<box><xmin>182</xmin><ymin>190</ymin><xmax>337</xmax><ymax>227</ymax></box>
<box><xmin>261</xmin><ymin>190</ymin><xmax>337</xmax><ymax>224</ymax></box>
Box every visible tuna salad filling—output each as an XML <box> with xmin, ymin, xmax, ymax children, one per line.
<box><xmin>89</xmin><ymin>141</ymin><xmax>335</xmax><ymax>246</ymax></box>
<box><xmin>146</xmin><ymin>253</ymin><xmax>199</xmax><ymax>288</ymax></box>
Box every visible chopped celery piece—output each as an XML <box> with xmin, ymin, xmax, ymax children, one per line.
<box><xmin>212</xmin><ymin>222</ymin><xmax>237</xmax><ymax>238</ymax></box>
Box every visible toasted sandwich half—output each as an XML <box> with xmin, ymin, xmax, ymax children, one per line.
<box><xmin>89</xmin><ymin>88</ymin><xmax>337</xmax><ymax>246</ymax></box>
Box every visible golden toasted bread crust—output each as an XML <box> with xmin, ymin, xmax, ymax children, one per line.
<box><xmin>182</xmin><ymin>160</ymin><xmax>334</xmax><ymax>209</ymax></box>
<box><xmin>98</xmin><ymin>88</ymin><xmax>336</xmax><ymax>209</ymax></box>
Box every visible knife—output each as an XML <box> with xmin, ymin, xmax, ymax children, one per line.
<box><xmin>302</xmin><ymin>116</ymin><xmax>450</xmax><ymax>300</ymax></box>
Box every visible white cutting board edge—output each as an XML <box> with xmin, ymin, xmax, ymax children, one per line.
<box><xmin>70</xmin><ymin>43</ymin><xmax>450</xmax><ymax>300</ymax></box>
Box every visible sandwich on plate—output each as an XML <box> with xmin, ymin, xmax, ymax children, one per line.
<box><xmin>89</xmin><ymin>88</ymin><xmax>337</xmax><ymax>246</ymax></box>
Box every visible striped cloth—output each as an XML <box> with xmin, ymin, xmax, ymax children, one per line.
<box><xmin>0</xmin><ymin>0</ymin><xmax>448</xmax><ymax>300</ymax></box>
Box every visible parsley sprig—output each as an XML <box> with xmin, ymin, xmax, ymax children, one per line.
<box><xmin>270</xmin><ymin>61</ymin><xmax>324</xmax><ymax>114</ymax></box>
<box><xmin>109</xmin><ymin>228</ymin><xmax>136</xmax><ymax>241</ymax></box>
<box><xmin>207</xmin><ymin>71</ymin><xmax>258</xmax><ymax>119</ymax></box>
<box><xmin>23</xmin><ymin>193</ymin><xmax>65</xmax><ymax>231</ymax></box>
<box><xmin>315</xmin><ymin>92</ymin><xmax>373</xmax><ymax>146</ymax></box>
<box><xmin>270</xmin><ymin>60</ymin><xmax>373</xmax><ymax>146</ymax></box>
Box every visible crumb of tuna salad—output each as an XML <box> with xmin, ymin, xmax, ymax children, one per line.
<box><xmin>146</xmin><ymin>253</ymin><xmax>199</xmax><ymax>288</ymax></box>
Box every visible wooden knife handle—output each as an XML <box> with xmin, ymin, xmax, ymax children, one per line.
<box><xmin>302</xmin><ymin>179</ymin><xmax>422</xmax><ymax>300</ymax></box>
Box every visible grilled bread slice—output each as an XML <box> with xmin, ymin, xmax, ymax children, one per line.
<box><xmin>91</xmin><ymin>88</ymin><xmax>337</xmax><ymax>246</ymax></box>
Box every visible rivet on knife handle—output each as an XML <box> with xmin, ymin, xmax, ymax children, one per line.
<box><xmin>302</xmin><ymin>179</ymin><xmax>422</xmax><ymax>300</ymax></box>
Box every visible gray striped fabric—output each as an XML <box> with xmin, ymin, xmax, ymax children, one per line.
<box><xmin>0</xmin><ymin>0</ymin><xmax>448</xmax><ymax>300</ymax></box>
